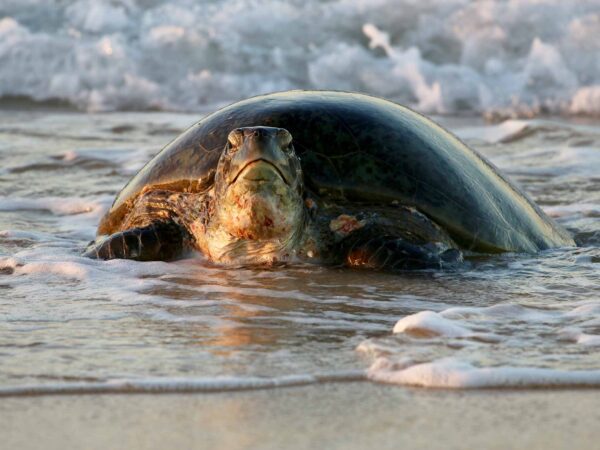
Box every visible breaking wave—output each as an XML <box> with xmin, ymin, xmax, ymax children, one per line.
<box><xmin>0</xmin><ymin>0</ymin><xmax>599</xmax><ymax>116</ymax></box>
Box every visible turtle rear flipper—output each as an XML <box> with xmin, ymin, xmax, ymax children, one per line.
<box><xmin>84</xmin><ymin>222</ymin><xmax>189</xmax><ymax>261</ymax></box>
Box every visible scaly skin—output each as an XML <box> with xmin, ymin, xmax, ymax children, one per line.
<box><xmin>85</xmin><ymin>126</ymin><xmax>462</xmax><ymax>270</ymax></box>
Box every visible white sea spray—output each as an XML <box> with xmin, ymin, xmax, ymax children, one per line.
<box><xmin>0</xmin><ymin>0</ymin><xmax>599</xmax><ymax>116</ymax></box>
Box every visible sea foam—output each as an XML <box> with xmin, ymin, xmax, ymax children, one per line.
<box><xmin>0</xmin><ymin>0</ymin><xmax>599</xmax><ymax>116</ymax></box>
<box><xmin>367</xmin><ymin>357</ymin><xmax>600</xmax><ymax>389</ymax></box>
<box><xmin>360</xmin><ymin>301</ymin><xmax>600</xmax><ymax>388</ymax></box>
<box><xmin>0</xmin><ymin>371</ymin><xmax>366</xmax><ymax>397</ymax></box>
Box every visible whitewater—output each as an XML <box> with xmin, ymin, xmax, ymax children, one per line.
<box><xmin>0</xmin><ymin>0</ymin><xmax>599</xmax><ymax>116</ymax></box>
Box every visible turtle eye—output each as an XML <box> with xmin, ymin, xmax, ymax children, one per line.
<box><xmin>277</xmin><ymin>129</ymin><xmax>293</xmax><ymax>149</ymax></box>
<box><xmin>226</xmin><ymin>142</ymin><xmax>239</xmax><ymax>154</ymax></box>
<box><xmin>227</xmin><ymin>128</ymin><xmax>244</xmax><ymax>151</ymax></box>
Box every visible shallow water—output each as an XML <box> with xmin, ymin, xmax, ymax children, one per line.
<box><xmin>0</xmin><ymin>109</ymin><xmax>598</xmax><ymax>393</ymax></box>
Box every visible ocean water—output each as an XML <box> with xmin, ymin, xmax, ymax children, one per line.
<box><xmin>0</xmin><ymin>109</ymin><xmax>598</xmax><ymax>394</ymax></box>
<box><xmin>0</xmin><ymin>0</ymin><xmax>599</xmax><ymax>117</ymax></box>
<box><xmin>0</xmin><ymin>0</ymin><xmax>599</xmax><ymax>395</ymax></box>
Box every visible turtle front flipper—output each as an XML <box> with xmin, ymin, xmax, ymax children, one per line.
<box><xmin>84</xmin><ymin>221</ymin><xmax>189</xmax><ymax>261</ymax></box>
<box><xmin>340</xmin><ymin>233</ymin><xmax>462</xmax><ymax>271</ymax></box>
<box><xmin>333</xmin><ymin>219</ymin><xmax>463</xmax><ymax>271</ymax></box>
<box><xmin>339</xmin><ymin>229</ymin><xmax>462</xmax><ymax>271</ymax></box>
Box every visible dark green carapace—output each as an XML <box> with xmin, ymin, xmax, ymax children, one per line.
<box><xmin>99</xmin><ymin>91</ymin><xmax>573</xmax><ymax>255</ymax></box>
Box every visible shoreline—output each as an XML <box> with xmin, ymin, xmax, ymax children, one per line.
<box><xmin>2</xmin><ymin>382</ymin><xmax>599</xmax><ymax>450</ymax></box>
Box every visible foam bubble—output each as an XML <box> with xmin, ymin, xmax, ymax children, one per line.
<box><xmin>368</xmin><ymin>357</ymin><xmax>600</xmax><ymax>389</ymax></box>
<box><xmin>393</xmin><ymin>311</ymin><xmax>472</xmax><ymax>338</ymax></box>
<box><xmin>0</xmin><ymin>195</ymin><xmax>110</xmax><ymax>217</ymax></box>
<box><xmin>14</xmin><ymin>260</ymin><xmax>90</xmax><ymax>280</ymax></box>
<box><xmin>570</xmin><ymin>86</ymin><xmax>600</xmax><ymax>116</ymax></box>
<box><xmin>441</xmin><ymin>303</ymin><xmax>560</xmax><ymax>322</ymax></box>
<box><xmin>454</xmin><ymin>120</ymin><xmax>529</xmax><ymax>143</ymax></box>
<box><xmin>565</xmin><ymin>302</ymin><xmax>600</xmax><ymax>317</ymax></box>
<box><xmin>559</xmin><ymin>327</ymin><xmax>600</xmax><ymax>347</ymax></box>
<box><xmin>66</xmin><ymin>0</ymin><xmax>131</xmax><ymax>33</ymax></box>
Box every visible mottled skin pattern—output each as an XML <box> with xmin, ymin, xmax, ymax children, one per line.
<box><xmin>85</xmin><ymin>126</ymin><xmax>461</xmax><ymax>270</ymax></box>
<box><xmin>86</xmin><ymin>190</ymin><xmax>201</xmax><ymax>261</ymax></box>
<box><xmin>98</xmin><ymin>91</ymin><xmax>573</xmax><ymax>255</ymax></box>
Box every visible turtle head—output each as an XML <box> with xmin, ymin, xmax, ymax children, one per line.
<box><xmin>212</xmin><ymin>126</ymin><xmax>305</xmax><ymax>243</ymax></box>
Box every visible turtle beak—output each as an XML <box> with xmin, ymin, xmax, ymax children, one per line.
<box><xmin>225</xmin><ymin>127</ymin><xmax>296</xmax><ymax>186</ymax></box>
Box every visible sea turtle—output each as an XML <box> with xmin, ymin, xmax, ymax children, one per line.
<box><xmin>84</xmin><ymin>91</ymin><xmax>574</xmax><ymax>270</ymax></box>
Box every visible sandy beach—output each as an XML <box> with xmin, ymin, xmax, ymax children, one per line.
<box><xmin>3</xmin><ymin>383</ymin><xmax>600</xmax><ymax>450</ymax></box>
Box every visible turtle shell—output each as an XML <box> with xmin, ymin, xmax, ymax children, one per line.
<box><xmin>99</xmin><ymin>90</ymin><xmax>574</xmax><ymax>253</ymax></box>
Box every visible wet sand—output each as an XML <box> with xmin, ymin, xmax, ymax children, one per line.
<box><xmin>2</xmin><ymin>383</ymin><xmax>598</xmax><ymax>450</ymax></box>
